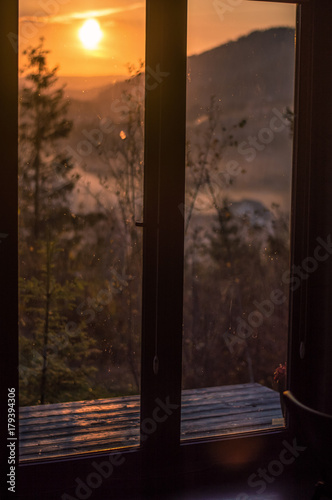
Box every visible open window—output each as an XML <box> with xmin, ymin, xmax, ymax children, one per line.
<box><xmin>181</xmin><ymin>0</ymin><xmax>296</xmax><ymax>441</ymax></box>
<box><xmin>17</xmin><ymin>0</ymin><xmax>146</xmax><ymax>461</ymax></box>
<box><xmin>1</xmin><ymin>0</ymin><xmax>332</xmax><ymax>498</ymax></box>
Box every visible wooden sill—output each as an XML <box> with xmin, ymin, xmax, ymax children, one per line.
<box><xmin>19</xmin><ymin>383</ymin><xmax>283</xmax><ymax>461</ymax></box>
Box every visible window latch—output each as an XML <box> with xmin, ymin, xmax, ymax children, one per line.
<box><xmin>153</xmin><ymin>355</ymin><xmax>159</xmax><ymax>375</ymax></box>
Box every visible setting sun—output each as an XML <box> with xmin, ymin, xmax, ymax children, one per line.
<box><xmin>79</xmin><ymin>19</ymin><xmax>103</xmax><ymax>50</ymax></box>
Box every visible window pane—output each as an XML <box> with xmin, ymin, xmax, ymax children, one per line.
<box><xmin>182</xmin><ymin>1</ymin><xmax>296</xmax><ymax>440</ymax></box>
<box><xmin>18</xmin><ymin>0</ymin><xmax>145</xmax><ymax>460</ymax></box>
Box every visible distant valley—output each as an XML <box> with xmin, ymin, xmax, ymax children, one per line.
<box><xmin>52</xmin><ymin>27</ymin><xmax>296</xmax><ymax>216</ymax></box>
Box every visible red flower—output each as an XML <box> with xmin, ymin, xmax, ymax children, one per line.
<box><xmin>274</xmin><ymin>363</ymin><xmax>287</xmax><ymax>384</ymax></box>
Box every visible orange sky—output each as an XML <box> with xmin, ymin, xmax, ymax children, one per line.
<box><xmin>19</xmin><ymin>0</ymin><xmax>296</xmax><ymax>77</ymax></box>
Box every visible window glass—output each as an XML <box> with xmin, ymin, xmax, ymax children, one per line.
<box><xmin>18</xmin><ymin>0</ymin><xmax>145</xmax><ymax>460</ymax></box>
<box><xmin>182</xmin><ymin>0</ymin><xmax>296</xmax><ymax>440</ymax></box>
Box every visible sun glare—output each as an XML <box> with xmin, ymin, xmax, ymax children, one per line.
<box><xmin>79</xmin><ymin>19</ymin><xmax>103</xmax><ymax>50</ymax></box>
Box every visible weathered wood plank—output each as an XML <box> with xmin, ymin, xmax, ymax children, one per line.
<box><xmin>19</xmin><ymin>383</ymin><xmax>283</xmax><ymax>460</ymax></box>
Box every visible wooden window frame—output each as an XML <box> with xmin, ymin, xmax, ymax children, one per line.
<box><xmin>1</xmin><ymin>0</ymin><xmax>332</xmax><ymax>498</ymax></box>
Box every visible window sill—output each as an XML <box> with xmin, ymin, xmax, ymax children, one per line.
<box><xmin>20</xmin><ymin>383</ymin><xmax>283</xmax><ymax>462</ymax></box>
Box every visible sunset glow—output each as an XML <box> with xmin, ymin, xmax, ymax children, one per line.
<box><xmin>79</xmin><ymin>19</ymin><xmax>103</xmax><ymax>50</ymax></box>
<box><xmin>18</xmin><ymin>0</ymin><xmax>295</xmax><ymax>78</ymax></box>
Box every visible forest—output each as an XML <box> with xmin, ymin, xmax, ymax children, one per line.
<box><xmin>18</xmin><ymin>32</ymin><xmax>292</xmax><ymax>406</ymax></box>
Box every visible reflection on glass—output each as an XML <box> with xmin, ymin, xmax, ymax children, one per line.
<box><xmin>18</xmin><ymin>0</ymin><xmax>145</xmax><ymax>460</ymax></box>
<box><xmin>182</xmin><ymin>1</ymin><xmax>296</xmax><ymax>439</ymax></box>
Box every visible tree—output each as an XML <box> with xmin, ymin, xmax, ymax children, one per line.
<box><xmin>81</xmin><ymin>65</ymin><xmax>144</xmax><ymax>391</ymax></box>
<box><xmin>182</xmin><ymin>96</ymin><xmax>250</xmax><ymax>387</ymax></box>
<box><xmin>184</xmin><ymin>95</ymin><xmax>246</xmax><ymax>233</ymax></box>
<box><xmin>19</xmin><ymin>239</ymin><xmax>99</xmax><ymax>405</ymax></box>
<box><xmin>18</xmin><ymin>41</ymin><xmax>101</xmax><ymax>405</ymax></box>
<box><xmin>19</xmin><ymin>37</ymin><xmax>76</xmax><ymax>240</ymax></box>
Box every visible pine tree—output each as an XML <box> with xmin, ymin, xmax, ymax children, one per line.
<box><xmin>19</xmin><ymin>239</ymin><xmax>99</xmax><ymax>405</ymax></box>
<box><xmin>19</xmin><ymin>37</ymin><xmax>77</xmax><ymax>241</ymax></box>
<box><xmin>18</xmin><ymin>40</ymin><xmax>99</xmax><ymax>405</ymax></box>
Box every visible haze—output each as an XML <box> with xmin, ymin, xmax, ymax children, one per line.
<box><xmin>19</xmin><ymin>0</ymin><xmax>296</xmax><ymax>77</ymax></box>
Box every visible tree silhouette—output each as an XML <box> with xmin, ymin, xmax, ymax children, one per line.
<box><xmin>19</xmin><ymin>239</ymin><xmax>99</xmax><ymax>405</ymax></box>
<box><xmin>183</xmin><ymin>96</ymin><xmax>251</xmax><ymax>387</ymax></box>
<box><xmin>19</xmin><ymin>37</ymin><xmax>76</xmax><ymax>240</ymax></box>
<box><xmin>81</xmin><ymin>66</ymin><xmax>144</xmax><ymax>391</ymax></box>
<box><xmin>18</xmin><ymin>41</ymin><xmax>100</xmax><ymax>405</ymax></box>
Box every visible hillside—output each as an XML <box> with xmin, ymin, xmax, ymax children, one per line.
<box><xmin>61</xmin><ymin>27</ymin><xmax>295</xmax><ymax>212</ymax></box>
<box><xmin>65</xmin><ymin>27</ymin><xmax>295</xmax><ymax>120</ymax></box>
<box><xmin>187</xmin><ymin>27</ymin><xmax>294</xmax><ymax>120</ymax></box>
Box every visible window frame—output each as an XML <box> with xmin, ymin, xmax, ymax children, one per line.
<box><xmin>0</xmin><ymin>3</ymin><xmax>19</xmax><ymax>499</ymax></box>
<box><xmin>1</xmin><ymin>0</ymin><xmax>331</xmax><ymax>498</ymax></box>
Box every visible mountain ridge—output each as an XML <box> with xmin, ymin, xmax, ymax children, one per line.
<box><xmin>59</xmin><ymin>26</ymin><xmax>295</xmax><ymax>108</ymax></box>
<box><xmin>59</xmin><ymin>27</ymin><xmax>295</xmax><ymax>212</ymax></box>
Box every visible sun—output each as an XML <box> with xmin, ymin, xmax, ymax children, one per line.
<box><xmin>79</xmin><ymin>19</ymin><xmax>103</xmax><ymax>50</ymax></box>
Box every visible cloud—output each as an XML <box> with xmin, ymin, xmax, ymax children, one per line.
<box><xmin>20</xmin><ymin>2</ymin><xmax>144</xmax><ymax>25</ymax></box>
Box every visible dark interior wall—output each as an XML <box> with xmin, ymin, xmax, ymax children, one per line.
<box><xmin>290</xmin><ymin>0</ymin><xmax>332</xmax><ymax>415</ymax></box>
<box><xmin>306</xmin><ymin>0</ymin><xmax>332</xmax><ymax>415</ymax></box>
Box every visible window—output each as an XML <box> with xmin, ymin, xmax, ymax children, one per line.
<box><xmin>182</xmin><ymin>1</ymin><xmax>296</xmax><ymax>440</ymax></box>
<box><xmin>1</xmin><ymin>0</ymin><xmax>332</xmax><ymax>498</ymax></box>
<box><xmin>17</xmin><ymin>0</ymin><xmax>146</xmax><ymax>460</ymax></box>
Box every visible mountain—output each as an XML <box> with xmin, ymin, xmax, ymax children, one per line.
<box><xmin>184</xmin><ymin>27</ymin><xmax>295</xmax><ymax>211</ymax></box>
<box><xmin>64</xmin><ymin>27</ymin><xmax>294</xmax><ymax>117</ymax></box>
<box><xmin>60</xmin><ymin>27</ymin><xmax>295</xmax><ymax>213</ymax></box>
<box><xmin>64</xmin><ymin>27</ymin><xmax>294</xmax><ymax>115</ymax></box>
<box><xmin>60</xmin><ymin>75</ymin><xmax>127</xmax><ymax>101</ymax></box>
<box><xmin>187</xmin><ymin>27</ymin><xmax>295</xmax><ymax>121</ymax></box>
